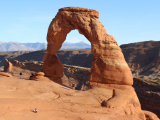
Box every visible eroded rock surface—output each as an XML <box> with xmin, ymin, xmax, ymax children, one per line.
<box><xmin>12</xmin><ymin>60</ymin><xmax>43</xmax><ymax>72</ymax></box>
<box><xmin>43</xmin><ymin>7</ymin><xmax>133</xmax><ymax>85</ymax></box>
<box><xmin>133</xmin><ymin>77</ymin><xmax>160</xmax><ymax>118</ymax></box>
<box><xmin>0</xmin><ymin>77</ymin><xmax>159</xmax><ymax>120</ymax></box>
<box><xmin>4</xmin><ymin>59</ymin><xmax>12</xmax><ymax>72</ymax></box>
<box><xmin>8</xmin><ymin>60</ymin><xmax>160</xmax><ymax>118</ymax></box>
<box><xmin>0</xmin><ymin>72</ymin><xmax>12</xmax><ymax>77</ymax></box>
<box><xmin>41</xmin><ymin>7</ymin><xmax>160</xmax><ymax>119</ymax></box>
<box><xmin>43</xmin><ymin>6</ymin><xmax>134</xmax><ymax>111</ymax></box>
<box><xmin>2</xmin><ymin>7</ymin><xmax>157</xmax><ymax>119</ymax></box>
<box><xmin>121</xmin><ymin>41</ymin><xmax>160</xmax><ymax>71</ymax></box>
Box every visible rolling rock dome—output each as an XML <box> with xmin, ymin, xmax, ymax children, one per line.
<box><xmin>42</xmin><ymin>7</ymin><xmax>159</xmax><ymax>120</ymax></box>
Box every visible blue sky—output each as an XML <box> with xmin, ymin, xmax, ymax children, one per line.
<box><xmin>0</xmin><ymin>0</ymin><xmax>160</xmax><ymax>46</ymax></box>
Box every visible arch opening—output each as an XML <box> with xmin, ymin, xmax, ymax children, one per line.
<box><xmin>58</xmin><ymin>29</ymin><xmax>92</xmax><ymax>90</ymax></box>
<box><xmin>43</xmin><ymin>7</ymin><xmax>133</xmax><ymax>88</ymax></box>
<box><xmin>60</xmin><ymin>29</ymin><xmax>91</xmax><ymax>50</ymax></box>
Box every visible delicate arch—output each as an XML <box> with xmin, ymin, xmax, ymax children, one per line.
<box><xmin>43</xmin><ymin>7</ymin><xmax>133</xmax><ymax>85</ymax></box>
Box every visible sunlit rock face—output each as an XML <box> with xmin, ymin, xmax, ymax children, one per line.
<box><xmin>43</xmin><ymin>7</ymin><xmax>133</xmax><ymax>86</ymax></box>
<box><xmin>4</xmin><ymin>59</ymin><xmax>12</xmax><ymax>72</ymax></box>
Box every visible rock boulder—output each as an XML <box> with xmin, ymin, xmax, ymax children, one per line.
<box><xmin>4</xmin><ymin>59</ymin><xmax>12</xmax><ymax>72</ymax></box>
<box><xmin>0</xmin><ymin>72</ymin><xmax>12</xmax><ymax>77</ymax></box>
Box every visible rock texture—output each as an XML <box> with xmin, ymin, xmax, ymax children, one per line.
<box><xmin>63</xmin><ymin>65</ymin><xmax>160</xmax><ymax>118</ymax></box>
<box><xmin>4</xmin><ymin>59</ymin><xmax>12</xmax><ymax>72</ymax></box>
<box><xmin>12</xmin><ymin>60</ymin><xmax>25</xmax><ymax>67</ymax></box>
<box><xmin>41</xmin><ymin>7</ymin><xmax>159</xmax><ymax>119</ymax></box>
<box><xmin>1</xmin><ymin>7</ymin><xmax>158</xmax><ymax>119</ymax></box>
<box><xmin>5</xmin><ymin>61</ymin><xmax>160</xmax><ymax>119</ymax></box>
<box><xmin>0</xmin><ymin>72</ymin><xmax>12</xmax><ymax>77</ymax></box>
<box><xmin>0</xmin><ymin>77</ymin><xmax>159</xmax><ymax>120</ymax></box>
<box><xmin>35</xmin><ymin>72</ymin><xmax>45</xmax><ymax>76</ymax></box>
<box><xmin>30</xmin><ymin>72</ymin><xmax>54</xmax><ymax>82</ymax></box>
<box><xmin>62</xmin><ymin>64</ymin><xmax>90</xmax><ymax>90</ymax></box>
<box><xmin>57</xmin><ymin>50</ymin><xmax>93</xmax><ymax>68</ymax></box>
<box><xmin>121</xmin><ymin>41</ymin><xmax>160</xmax><ymax>79</ymax></box>
<box><xmin>133</xmin><ymin>77</ymin><xmax>160</xmax><ymax>118</ymax></box>
<box><xmin>43</xmin><ymin>7</ymin><xmax>133</xmax><ymax>86</ymax></box>
<box><xmin>12</xmin><ymin>60</ymin><xmax>43</xmax><ymax>72</ymax></box>
<box><xmin>1</xmin><ymin>41</ymin><xmax>160</xmax><ymax>74</ymax></box>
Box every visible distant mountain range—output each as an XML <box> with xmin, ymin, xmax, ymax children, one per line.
<box><xmin>0</xmin><ymin>42</ymin><xmax>47</xmax><ymax>51</ymax></box>
<box><xmin>0</xmin><ymin>41</ymin><xmax>91</xmax><ymax>51</ymax></box>
<box><xmin>60</xmin><ymin>41</ymin><xmax>91</xmax><ymax>50</ymax></box>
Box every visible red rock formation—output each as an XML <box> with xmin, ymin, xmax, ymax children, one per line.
<box><xmin>30</xmin><ymin>72</ymin><xmax>53</xmax><ymax>82</ymax></box>
<box><xmin>12</xmin><ymin>60</ymin><xmax>25</xmax><ymax>67</ymax></box>
<box><xmin>0</xmin><ymin>72</ymin><xmax>12</xmax><ymax>77</ymax></box>
<box><xmin>63</xmin><ymin>64</ymin><xmax>90</xmax><ymax>90</ymax></box>
<box><xmin>121</xmin><ymin>41</ymin><xmax>160</xmax><ymax>74</ymax></box>
<box><xmin>133</xmin><ymin>77</ymin><xmax>160</xmax><ymax>118</ymax></box>
<box><xmin>12</xmin><ymin>60</ymin><xmax>43</xmax><ymax>72</ymax></box>
<box><xmin>42</xmin><ymin>7</ymin><xmax>159</xmax><ymax>119</ymax></box>
<box><xmin>43</xmin><ymin>7</ymin><xmax>133</xmax><ymax>86</ymax></box>
<box><xmin>35</xmin><ymin>72</ymin><xmax>45</xmax><ymax>76</ymax></box>
<box><xmin>4</xmin><ymin>59</ymin><xmax>12</xmax><ymax>72</ymax></box>
<box><xmin>43</xmin><ymin>53</ymin><xmax>63</xmax><ymax>78</ymax></box>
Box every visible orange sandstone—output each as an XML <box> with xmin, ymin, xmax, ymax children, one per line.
<box><xmin>0</xmin><ymin>72</ymin><xmax>12</xmax><ymax>77</ymax></box>
<box><xmin>41</xmin><ymin>7</ymin><xmax>159</xmax><ymax>119</ymax></box>
<box><xmin>43</xmin><ymin>7</ymin><xmax>133</xmax><ymax>86</ymax></box>
<box><xmin>4</xmin><ymin>59</ymin><xmax>12</xmax><ymax>72</ymax></box>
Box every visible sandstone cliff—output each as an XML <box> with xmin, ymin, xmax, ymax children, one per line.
<box><xmin>121</xmin><ymin>40</ymin><xmax>160</xmax><ymax>80</ymax></box>
<box><xmin>3</xmin><ymin>59</ymin><xmax>12</xmax><ymax>72</ymax></box>
<box><xmin>133</xmin><ymin>77</ymin><xmax>160</xmax><ymax>118</ymax></box>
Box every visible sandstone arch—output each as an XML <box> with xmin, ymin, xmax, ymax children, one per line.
<box><xmin>43</xmin><ymin>7</ymin><xmax>133</xmax><ymax>85</ymax></box>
